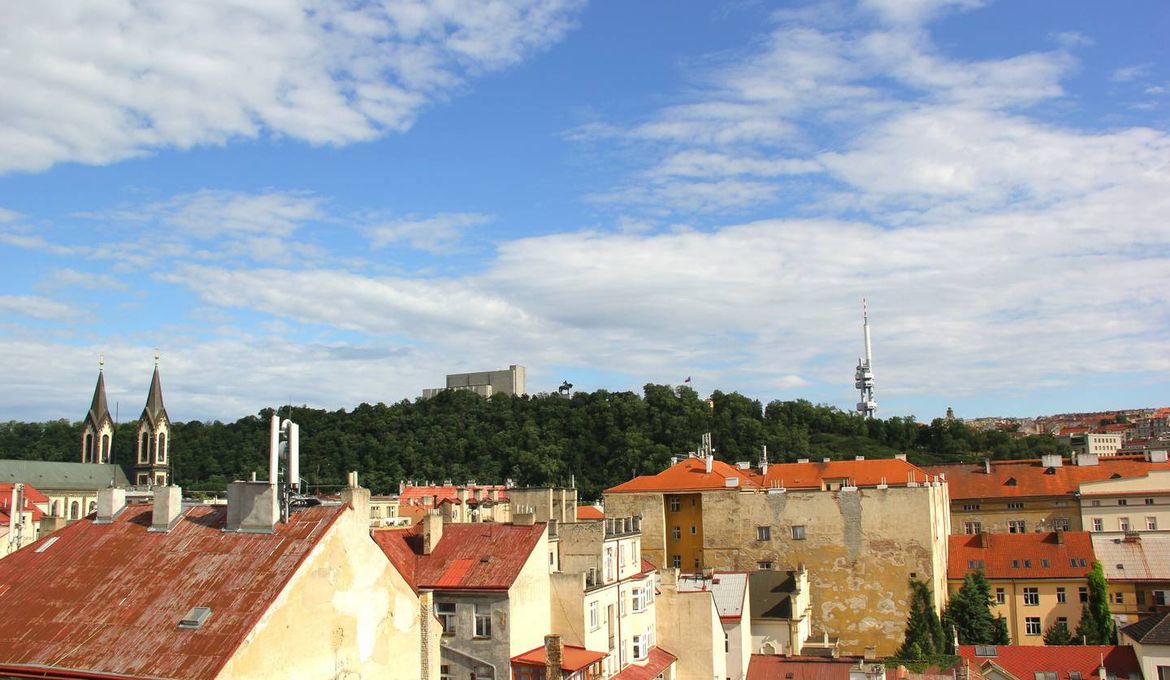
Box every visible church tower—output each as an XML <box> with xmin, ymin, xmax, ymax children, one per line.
<box><xmin>134</xmin><ymin>352</ymin><xmax>171</xmax><ymax>487</ymax></box>
<box><xmin>80</xmin><ymin>357</ymin><xmax>115</xmax><ymax>464</ymax></box>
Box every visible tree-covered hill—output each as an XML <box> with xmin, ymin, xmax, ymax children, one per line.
<box><xmin>0</xmin><ymin>385</ymin><xmax>1069</xmax><ymax>499</ymax></box>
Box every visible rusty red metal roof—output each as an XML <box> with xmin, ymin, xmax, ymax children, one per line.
<box><xmin>372</xmin><ymin>522</ymin><xmax>545</xmax><ymax>591</ymax></box>
<box><xmin>0</xmin><ymin>502</ymin><xmax>345</xmax><ymax>680</ymax></box>
<box><xmin>611</xmin><ymin>647</ymin><xmax>676</xmax><ymax>680</ymax></box>
<box><xmin>747</xmin><ymin>655</ymin><xmax>866</xmax><ymax>680</ymax></box>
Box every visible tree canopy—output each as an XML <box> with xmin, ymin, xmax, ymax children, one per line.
<box><xmin>944</xmin><ymin>571</ymin><xmax>1011</xmax><ymax>647</ymax></box>
<box><xmin>0</xmin><ymin>385</ymin><xmax>1071</xmax><ymax>496</ymax></box>
<box><xmin>1075</xmin><ymin>561</ymin><xmax>1115</xmax><ymax>644</ymax></box>
<box><xmin>898</xmin><ymin>579</ymin><xmax>947</xmax><ymax>659</ymax></box>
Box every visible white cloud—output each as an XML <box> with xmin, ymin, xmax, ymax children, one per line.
<box><xmin>0</xmin><ymin>295</ymin><xmax>80</xmax><ymax>321</ymax></box>
<box><xmin>0</xmin><ymin>208</ymin><xmax>19</xmax><ymax>222</ymax></box>
<box><xmin>1112</xmin><ymin>63</ymin><xmax>1152</xmax><ymax>83</ymax></box>
<box><xmin>367</xmin><ymin>212</ymin><xmax>492</xmax><ymax>253</ymax></box>
<box><xmin>39</xmin><ymin>268</ymin><xmax>127</xmax><ymax>291</ymax></box>
<box><xmin>0</xmin><ymin>0</ymin><xmax>585</xmax><ymax>174</ymax></box>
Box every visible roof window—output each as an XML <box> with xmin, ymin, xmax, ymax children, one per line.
<box><xmin>178</xmin><ymin>607</ymin><xmax>212</xmax><ymax>629</ymax></box>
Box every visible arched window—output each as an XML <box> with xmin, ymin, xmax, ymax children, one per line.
<box><xmin>83</xmin><ymin>433</ymin><xmax>93</xmax><ymax>463</ymax></box>
<box><xmin>69</xmin><ymin>501</ymin><xmax>80</xmax><ymax>519</ymax></box>
<box><xmin>157</xmin><ymin>433</ymin><xmax>167</xmax><ymax>464</ymax></box>
<box><xmin>51</xmin><ymin>500</ymin><xmax>59</xmax><ymax>517</ymax></box>
<box><xmin>87</xmin><ymin>501</ymin><xmax>96</xmax><ymax>514</ymax></box>
<box><xmin>100</xmin><ymin>434</ymin><xmax>110</xmax><ymax>463</ymax></box>
<box><xmin>139</xmin><ymin>432</ymin><xmax>149</xmax><ymax>464</ymax></box>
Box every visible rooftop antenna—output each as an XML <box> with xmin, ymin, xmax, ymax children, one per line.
<box><xmin>854</xmin><ymin>298</ymin><xmax>877</xmax><ymax>419</ymax></box>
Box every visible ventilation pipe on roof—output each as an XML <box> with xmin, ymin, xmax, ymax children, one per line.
<box><xmin>983</xmin><ymin>458</ymin><xmax>992</xmax><ymax>474</ymax></box>
<box><xmin>705</xmin><ymin>453</ymin><xmax>713</xmax><ymax>474</ymax></box>
<box><xmin>760</xmin><ymin>445</ymin><xmax>769</xmax><ymax>476</ymax></box>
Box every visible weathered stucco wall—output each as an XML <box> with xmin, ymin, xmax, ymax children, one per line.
<box><xmin>657</xmin><ymin>576</ymin><xmax>724</xmax><ymax>680</ymax></box>
<box><xmin>701</xmin><ymin>484</ymin><xmax>948</xmax><ymax>657</ymax></box>
<box><xmin>508</xmin><ymin>529</ymin><xmax>553</xmax><ymax>657</ymax></box>
<box><xmin>217</xmin><ymin>503</ymin><xmax>429</xmax><ymax>680</ymax></box>
<box><xmin>606</xmin><ymin>493</ymin><xmax>666</xmax><ymax>568</ymax></box>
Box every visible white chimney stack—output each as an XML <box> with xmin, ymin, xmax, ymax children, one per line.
<box><xmin>268</xmin><ymin>415</ymin><xmax>280</xmax><ymax>484</ymax></box>
<box><xmin>149</xmin><ymin>485</ymin><xmax>183</xmax><ymax>532</ymax></box>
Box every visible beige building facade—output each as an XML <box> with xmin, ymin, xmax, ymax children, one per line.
<box><xmin>1080</xmin><ymin>470</ymin><xmax>1170</xmax><ymax>535</ymax></box>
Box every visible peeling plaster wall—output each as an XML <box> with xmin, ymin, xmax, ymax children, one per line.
<box><xmin>657</xmin><ymin>577</ymin><xmax>723</xmax><ymax>680</ymax></box>
<box><xmin>701</xmin><ymin>484</ymin><xmax>949</xmax><ymax>657</ymax></box>
<box><xmin>606</xmin><ymin>493</ymin><xmax>667</xmax><ymax>568</ymax></box>
<box><xmin>217</xmin><ymin>504</ymin><xmax>427</xmax><ymax>680</ymax></box>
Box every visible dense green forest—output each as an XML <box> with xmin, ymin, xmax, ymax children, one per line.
<box><xmin>0</xmin><ymin>385</ymin><xmax>1069</xmax><ymax>499</ymax></box>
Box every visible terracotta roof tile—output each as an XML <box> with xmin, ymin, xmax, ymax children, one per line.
<box><xmin>399</xmin><ymin>484</ymin><xmax>508</xmax><ymax>505</ymax></box>
<box><xmin>576</xmin><ymin>505</ymin><xmax>605</xmax><ymax>520</ymax></box>
<box><xmin>607</xmin><ymin>457</ymin><xmax>930</xmax><ymax>494</ymax></box>
<box><xmin>923</xmin><ymin>456</ymin><xmax>1170</xmax><ymax>500</ymax></box>
<box><xmin>373</xmin><ymin>522</ymin><xmax>545</xmax><ymax>591</ymax></box>
<box><xmin>748</xmin><ymin>655</ymin><xmax>864</xmax><ymax>680</ymax></box>
<box><xmin>956</xmin><ymin>645</ymin><xmax>1140</xmax><ymax>680</ymax></box>
<box><xmin>611</xmin><ymin>647</ymin><xmax>676</xmax><ymax>680</ymax></box>
<box><xmin>0</xmin><ymin>502</ymin><xmax>345</xmax><ymax>680</ymax></box>
<box><xmin>512</xmin><ymin>644</ymin><xmax>607</xmax><ymax>672</ymax></box>
<box><xmin>948</xmin><ymin>532</ymin><xmax>1095</xmax><ymax>579</ymax></box>
<box><xmin>608</xmin><ymin>458</ymin><xmax>761</xmax><ymax>493</ymax></box>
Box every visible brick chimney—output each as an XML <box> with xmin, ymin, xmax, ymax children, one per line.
<box><xmin>544</xmin><ymin>634</ymin><xmax>563</xmax><ymax>680</ymax></box>
<box><xmin>94</xmin><ymin>487</ymin><xmax>126</xmax><ymax>524</ymax></box>
<box><xmin>149</xmin><ymin>485</ymin><xmax>183</xmax><ymax>532</ymax></box>
<box><xmin>422</xmin><ymin>510</ymin><xmax>444</xmax><ymax>555</ymax></box>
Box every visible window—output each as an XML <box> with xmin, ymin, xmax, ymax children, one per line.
<box><xmin>1138</xmin><ymin>591</ymin><xmax>1146</xmax><ymax>605</ymax></box>
<box><xmin>1091</xmin><ymin>500</ymin><xmax>1101</xmax><ymax>507</ymax></box>
<box><xmin>1041</xmin><ymin>559</ymin><xmax>1049</xmax><ymax>568</ymax></box>
<box><xmin>1118</xmin><ymin>499</ymin><xmax>1128</xmax><ymax>506</ymax></box>
<box><xmin>1145</xmin><ymin>498</ymin><xmax>1155</xmax><ymax>505</ymax></box>
<box><xmin>1092</xmin><ymin>518</ymin><xmax>1103</xmax><ymax>532</ymax></box>
<box><xmin>620</xmin><ymin>593</ymin><xmax>626</xmax><ymax>617</ymax></box>
<box><xmin>996</xmin><ymin>588</ymin><xmax>1006</xmax><ymax>604</ymax></box>
<box><xmin>1008</xmin><ymin>502</ymin><xmax>1024</xmax><ymax>510</ymax></box>
<box><xmin>1148</xmin><ymin>517</ymin><xmax>1158</xmax><ymax>531</ymax></box>
<box><xmin>1077</xmin><ymin>558</ymin><xmax>1087</xmax><ymax>567</ymax></box>
<box><xmin>1025</xmin><ymin>617</ymin><xmax>1041</xmax><ymax>636</ymax></box>
<box><xmin>1008</xmin><ymin>520</ymin><xmax>1026</xmax><ymax>533</ymax></box>
<box><xmin>1070</xmin><ymin>672</ymin><xmax>1082</xmax><ymax>680</ymax></box>
<box><xmin>474</xmin><ymin>604</ymin><xmax>491</xmax><ymax>638</ymax></box>
<box><xmin>791</xmin><ymin>525</ymin><xmax>806</xmax><ymax>540</ymax></box>
<box><xmin>1114</xmin><ymin>592</ymin><xmax>1124</xmax><ymax>604</ymax></box>
<box><xmin>139</xmin><ymin>432</ymin><xmax>149</xmax><ymax>463</ymax></box>
<box><xmin>1057</xmin><ymin>587</ymin><xmax>1066</xmax><ymax>603</ymax></box>
<box><xmin>963</xmin><ymin>504</ymin><xmax>981</xmax><ymax>511</ymax></box>
<box><xmin>671</xmin><ymin>526</ymin><xmax>681</xmax><ymax>540</ymax></box>
<box><xmin>157</xmin><ymin>433</ymin><xmax>166</xmax><ymax>463</ymax></box>
<box><xmin>436</xmin><ymin>602</ymin><xmax>456</xmax><ymax>634</ymax></box>
<box><xmin>620</xmin><ymin>544</ymin><xmax>627</xmax><ymax>566</ymax></box>
<box><xmin>758</xmin><ymin>561</ymin><xmax>774</xmax><ymax>570</ymax></box>
<box><xmin>672</xmin><ymin>555</ymin><xmax>681</xmax><ymax>569</ymax></box>
<box><xmin>1023</xmin><ymin>560</ymin><xmax>1032</xmax><ymax>568</ymax></box>
<box><xmin>632</xmin><ymin>633</ymin><xmax>648</xmax><ymax>661</ymax></box>
<box><xmin>69</xmin><ymin>501</ymin><xmax>79</xmax><ymax>519</ymax></box>
<box><xmin>1011</xmin><ymin>560</ymin><xmax>1020</xmax><ymax>569</ymax></box>
<box><xmin>1053</xmin><ymin>517</ymin><xmax>1071</xmax><ymax>531</ymax></box>
<box><xmin>756</xmin><ymin>526</ymin><xmax>771</xmax><ymax>541</ymax></box>
<box><xmin>669</xmin><ymin>497</ymin><xmax>680</xmax><ymax>512</ymax></box>
<box><xmin>690</xmin><ymin>525</ymin><xmax>697</xmax><ymax>535</ymax></box>
<box><xmin>964</xmin><ymin>521</ymin><xmax>982</xmax><ymax>534</ymax></box>
<box><xmin>632</xmin><ymin>587</ymin><xmax>646</xmax><ymax>612</ymax></box>
<box><xmin>1034</xmin><ymin>673</ymin><xmax>1057</xmax><ymax>680</ymax></box>
<box><xmin>968</xmin><ymin>560</ymin><xmax>985</xmax><ymax>570</ymax></box>
<box><xmin>725</xmin><ymin>631</ymin><xmax>729</xmax><ymax>653</ymax></box>
<box><xmin>589</xmin><ymin>601</ymin><xmax>600</xmax><ymax>630</ymax></box>
<box><xmin>440</xmin><ymin>665</ymin><xmax>453</xmax><ymax>680</ymax></box>
<box><xmin>137</xmin><ymin>473</ymin><xmax>149</xmax><ymax>486</ymax></box>
<box><xmin>1079</xmin><ymin>587</ymin><xmax>1088</xmax><ymax>603</ymax></box>
<box><xmin>1024</xmin><ymin>587</ymin><xmax>1039</xmax><ymax>606</ymax></box>
<box><xmin>1119</xmin><ymin>517</ymin><xmax>1130</xmax><ymax>532</ymax></box>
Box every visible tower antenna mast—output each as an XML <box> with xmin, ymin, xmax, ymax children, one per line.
<box><xmin>854</xmin><ymin>299</ymin><xmax>877</xmax><ymax>419</ymax></box>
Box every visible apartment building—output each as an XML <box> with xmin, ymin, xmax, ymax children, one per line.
<box><xmin>0</xmin><ymin>482</ymin><xmax>45</xmax><ymax>558</ymax></box>
<box><xmin>399</xmin><ymin>482</ymin><xmax>512</xmax><ymax>523</ymax></box>
<box><xmin>605</xmin><ymin>454</ymin><xmax>950</xmax><ymax>656</ymax></box>
<box><xmin>664</xmin><ymin>571</ymin><xmax>752</xmax><ymax>680</ymax></box>
<box><xmin>550</xmin><ymin>515</ymin><xmax>676</xmax><ymax>680</ymax></box>
<box><xmin>1120</xmin><ymin>612</ymin><xmax>1170</xmax><ymax>680</ymax></box>
<box><xmin>1068</xmin><ymin>433</ymin><xmax>1125</xmax><ymax>458</ymax></box>
<box><xmin>956</xmin><ymin>644</ymin><xmax>1141</xmax><ymax>680</ymax></box>
<box><xmin>1080</xmin><ymin>467</ymin><xmax>1170</xmax><ymax>535</ymax></box>
<box><xmin>923</xmin><ymin>453</ymin><xmax>1170</xmax><ymax>535</ymax></box>
<box><xmin>375</xmin><ymin>512</ymin><xmax>551</xmax><ymax>680</ymax></box>
<box><xmin>948</xmin><ymin>531</ymin><xmax>1095</xmax><ymax>646</ymax></box>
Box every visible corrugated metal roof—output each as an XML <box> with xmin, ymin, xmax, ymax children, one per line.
<box><xmin>373</xmin><ymin>522</ymin><xmax>545</xmax><ymax>591</ymax></box>
<box><xmin>0</xmin><ymin>461</ymin><xmax>131</xmax><ymax>492</ymax></box>
<box><xmin>1092</xmin><ymin>533</ymin><xmax>1170</xmax><ymax>580</ymax></box>
<box><xmin>949</xmin><ymin>532</ymin><xmax>1094</xmax><ymax>580</ymax></box>
<box><xmin>0</xmin><ymin>502</ymin><xmax>344</xmax><ymax>680</ymax></box>
<box><xmin>676</xmin><ymin>572</ymin><xmax>748</xmax><ymax>619</ymax></box>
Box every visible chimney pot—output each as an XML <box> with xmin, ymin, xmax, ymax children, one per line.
<box><xmin>545</xmin><ymin>634</ymin><xmax>564</xmax><ymax>680</ymax></box>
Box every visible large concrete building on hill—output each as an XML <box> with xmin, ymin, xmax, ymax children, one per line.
<box><xmin>603</xmin><ymin>453</ymin><xmax>950</xmax><ymax>657</ymax></box>
<box><xmin>421</xmin><ymin>365</ymin><xmax>527</xmax><ymax>399</ymax></box>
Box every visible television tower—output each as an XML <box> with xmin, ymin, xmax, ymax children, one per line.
<box><xmin>854</xmin><ymin>299</ymin><xmax>877</xmax><ymax>418</ymax></box>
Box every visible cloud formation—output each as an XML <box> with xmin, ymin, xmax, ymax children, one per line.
<box><xmin>0</xmin><ymin>0</ymin><xmax>584</xmax><ymax>173</ymax></box>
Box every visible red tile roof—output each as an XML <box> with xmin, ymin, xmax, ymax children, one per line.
<box><xmin>399</xmin><ymin>484</ymin><xmax>508</xmax><ymax>506</ymax></box>
<box><xmin>607</xmin><ymin>457</ymin><xmax>931</xmax><ymax>494</ymax></box>
<box><xmin>512</xmin><ymin>645</ymin><xmax>607</xmax><ymax>672</ymax></box>
<box><xmin>956</xmin><ymin>645</ymin><xmax>1140</xmax><ymax>680</ymax></box>
<box><xmin>922</xmin><ymin>456</ymin><xmax>1170</xmax><ymax>500</ymax></box>
<box><xmin>0</xmin><ymin>502</ymin><xmax>345</xmax><ymax>680</ymax></box>
<box><xmin>948</xmin><ymin>532</ymin><xmax>1095</xmax><ymax>580</ymax></box>
<box><xmin>373</xmin><ymin>522</ymin><xmax>545</xmax><ymax>591</ymax></box>
<box><xmin>576</xmin><ymin>505</ymin><xmax>605</xmax><ymax>520</ymax></box>
<box><xmin>747</xmin><ymin>655</ymin><xmax>867</xmax><ymax>680</ymax></box>
<box><xmin>0</xmin><ymin>483</ymin><xmax>48</xmax><ymax>523</ymax></box>
<box><xmin>611</xmin><ymin>647</ymin><xmax>676</xmax><ymax>680</ymax></box>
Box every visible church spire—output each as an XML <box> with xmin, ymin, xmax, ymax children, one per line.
<box><xmin>140</xmin><ymin>350</ymin><xmax>167</xmax><ymax>426</ymax></box>
<box><xmin>81</xmin><ymin>356</ymin><xmax>115</xmax><ymax>464</ymax></box>
<box><xmin>135</xmin><ymin>351</ymin><xmax>171</xmax><ymax>487</ymax></box>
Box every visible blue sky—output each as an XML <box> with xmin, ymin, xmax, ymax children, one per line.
<box><xmin>1</xmin><ymin>0</ymin><xmax>1168</xmax><ymax>423</ymax></box>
